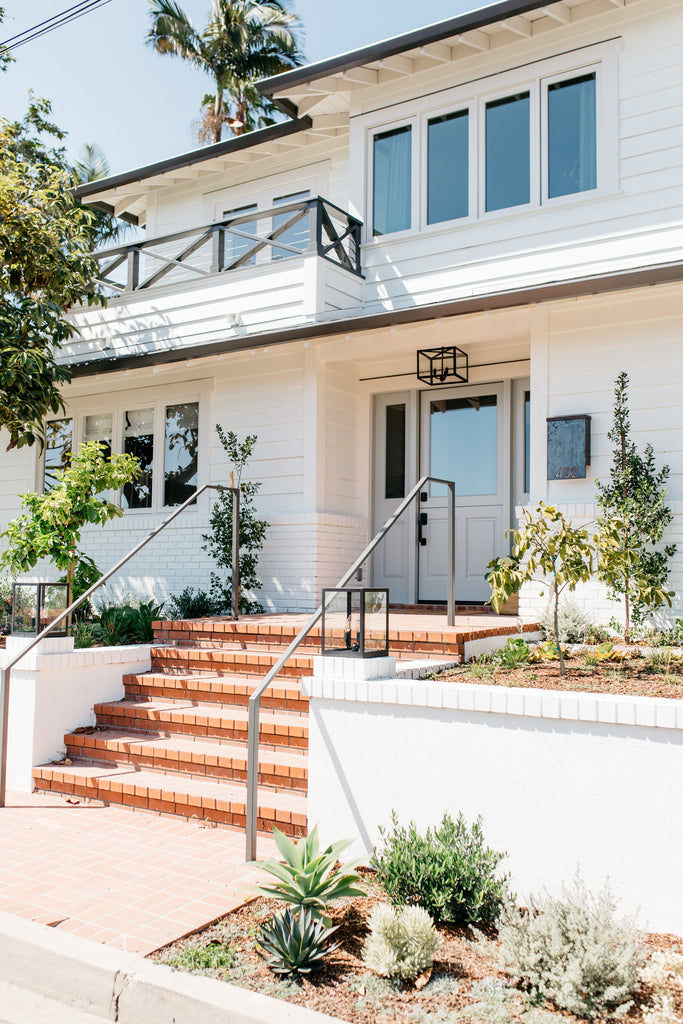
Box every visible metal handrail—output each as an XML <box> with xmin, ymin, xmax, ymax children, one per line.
<box><xmin>245</xmin><ymin>474</ymin><xmax>455</xmax><ymax>861</ymax></box>
<box><xmin>0</xmin><ymin>482</ymin><xmax>241</xmax><ymax>808</ymax></box>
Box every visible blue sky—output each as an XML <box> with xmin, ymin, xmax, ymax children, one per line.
<box><xmin>1</xmin><ymin>0</ymin><xmax>481</xmax><ymax>173</ymax></box>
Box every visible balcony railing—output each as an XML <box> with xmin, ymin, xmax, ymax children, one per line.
<box><xmin>94</xmin><ymin>197</ymin><xmax>363</xmax><ymax>294</ymax></box>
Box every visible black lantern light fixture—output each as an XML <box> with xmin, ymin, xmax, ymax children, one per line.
<box><xmin>11</xmin><ymin>583</ymin><xmax>71</xmax><ymax>637</ymax></box>
<box><xmin>417</xmin><ymin>346</ymin><xmax>468</xmax><ymax>387</ymax></box>
<box><xmin>321</xmin><ymin>588</ymin><xmax>389</xmax><ymax>658</ymax></box>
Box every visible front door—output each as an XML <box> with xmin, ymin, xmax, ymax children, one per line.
<box><xmin>418</xmin><ymin>384</ymin><xmax>508</xmax><ymax>602</ymax></box>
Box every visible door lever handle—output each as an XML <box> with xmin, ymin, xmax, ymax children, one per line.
<box><xmin>418</xmin><ymin>511</ymin><xmax>428</xmax><ymax>546</ymax></box>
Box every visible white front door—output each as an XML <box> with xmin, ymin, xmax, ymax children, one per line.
<box><xmin>371</xmin><ymin>392</ymin><xmax>415</xmax><ymax>604</ymax></box>
<box><xmin>418</xmin><ymin>384</ymin><xmax>509</xmax><ymax>602</ymax></box>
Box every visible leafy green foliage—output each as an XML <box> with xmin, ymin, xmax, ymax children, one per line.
<box><xmin>540</xmin><ymin>601</ymin><xmax>597</xmax><ymax>644</ymax></box>
<box><xmin>96</xmin><ymin>598</ymin><xmax>166</xmax><ymax>645</ymax></box>
<box><xmin>362</xmin><ymin>903</ymin><xmax>441</xmax><ymax>981</ymax></box>
<box><xmin>256</xmin><ymin>906</ymin><xmax>339</xmax><ymax>977</ymax></box>
<box><xmin>202</xmin><ymin>425</ymin><xmax>268</xmax><ymax>614</ymax></box>
<box><xmin>494</xmin><ymin>877</ymin><xmax>644</xmax><ymax>1018</ymax></box>
<box><xmin>253</xmin><ymin>825</ymin><xmax>365</xmax><ymax>924</ymax></box>
<box><xmin>0</xmin><ymin>99</ymin><xmax>104</xmax><ymax>451</ymax></box>
<box><xmin>72</xmin><ymin>620</ymin><xmax>105</xmax><ymax>649</ymax></box>
<box><xmin>0</xmin><ymin>442</ymin><xmax>139</xmax><ymax>594</ymax></box>
<box><xmin>528</xmin><ymin>640</ymin><xmax>569</xmax><ymax>663</ymax></box>
<box><xmin>167</xmin><ymin>586</ymin><xmax>224</xmax><ymax>619</ymax></box>
<box><xmin>371</xmin><ymin>812</ymin><xmax>510</xmax><ymax>927</ymax></box>
<box><xmin>597</xmin><ymin>373</ymin><xmax>675</xmax><ymax>641</ymax></box>
<box><xmin>147</xmin><ymin>0</ymin><xmax>303</xmax><ymax>143</ymax></box>
<box><xmin>650</xmin><ymin>618</ymin><xmax>683</xmax><ymax>648</ymax></box>
<box><xmin>487</xmin><ymin>503</ymin><xmax>596</xmax><ymax>677</ymax></box>
<box><xmin>496</xmin><ymin>637</ymin><xmax>531</xmax><ymax>668</ymax></box>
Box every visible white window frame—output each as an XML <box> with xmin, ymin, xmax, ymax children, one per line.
<box><xmin>358</xmin><ymin>38</ymin><xmax>619</xmax><ymax>242</ymax></box>
<box><xmin>42</xmin><ymin>381</ymin><xmax>211</xmax><ymax>515</ymax></box>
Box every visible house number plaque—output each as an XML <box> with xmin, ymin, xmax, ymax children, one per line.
<box><xmin>546</xmin><ymin>415</ymin><xmax>591</xmax><ymax>481</ymax></box>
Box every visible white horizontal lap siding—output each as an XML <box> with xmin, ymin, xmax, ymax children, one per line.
<box><xmin>325</xmin><ymin>363</ymin><xmax>362</xmax><ymax>516</ymax></box>
<box><xmin>355</xmin><ymin>0</ymin><xmax>682</xmax><ymax>312</ymax></box>
<box><xmin>525</xmin><ymin>285</ymin><xmax>683</xmax><ymax>622</ymax></box>
<box><xmin>0</xmin><ymin>439</ymin><xmax>36</xmax><ymax>537</ymax></box>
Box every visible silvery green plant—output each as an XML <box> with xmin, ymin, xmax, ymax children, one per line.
<box><xmin>256</xmin><ymin>906</ymin><xmax>339</xmax><ymax>978</ymax></box>
<box><xmin>363</xmin><ymin>903</ymin><xmax>441</xmax><ymax>981</ymax></box>
<box><xmin>494</xmin><ymin>876</ymin><xmax>644</xmax><ymax>1018</ymax></box>
<box><xmin>253</xmin><ymin>825</ymin><xmax>365</xmax><ymax>925</ymax></box>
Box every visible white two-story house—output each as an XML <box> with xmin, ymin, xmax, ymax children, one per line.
<box><xmin>3</xmin><ymin>0</ymin><xmax>682</xmax><ymax>618</ymax></box>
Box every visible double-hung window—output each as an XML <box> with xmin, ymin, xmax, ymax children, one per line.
<box><xmin>367</xmin><ymin>45</ymin><xmax>611</xmax><ymax>238</ymax></box>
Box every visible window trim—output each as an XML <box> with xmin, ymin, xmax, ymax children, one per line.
<box><xmin>359</xmin><ymin>38</ymin><xmax>619</xmax><ymax>242</ymax></box>
<box><xmin>41</xmin><ymin>381</ymin><xmax>210</xmax><ymax>515</ymax></box>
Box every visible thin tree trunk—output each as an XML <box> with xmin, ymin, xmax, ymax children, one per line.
<box><xmin>621</xmin><ymin>422</ymin><xmax>630</xmax><ymax>643</ymax></box>
<box><xmin>553</xmin><ymin>577</ymin><xmax>566</xmax><ymax>677</ymax></box>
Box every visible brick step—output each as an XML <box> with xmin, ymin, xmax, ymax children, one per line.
<box><xmin>65</xmin><ymin>729</ymin><xmax>308</xmax><ymax>792</ymax></box>
<box><xmin>32</xmin><ymin>763</ymin><xmax>306</xmax><ymax>836</ymax></box>
<box><xmin>123</xmin><ymin>672</ymin><xmax>309</xmax><ymax>712</ymax></box>
<box><xmin>93</xmin><ymin>699</ymin><xmax>308</xmax><ymax>749</ymax></box>
<box><xmin>150</xmin><ymin>646</ymin><xmax>316</xmax><ymax>679</ymax></box>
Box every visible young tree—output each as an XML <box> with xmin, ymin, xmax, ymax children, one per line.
<box><xmin>202</xmin><ymin>425</ymin><xmax>268</xmax><ymax>614</ymax></box>
<box><xmin>0</xmin><ymin>99</ymin><xmax>103</xmax><ymax>451</ymax></box>
<box><xmin>147</xmin><ymin>0</ymin><xmax>303</xmax><ymax>143</ymax></box>
<box><xmin>596</xmin><ymin>372</ymin><xmax>676</xmax><ymax>641</ymax></box>
<box><xmin>0</xmin><ymin>442</ymin><xmax>140</xmax><ymax>599</ymax></box>
<box><xmin>487</xmin><ymin>503</ymin><xmax>596</xmax><ymax>677</ymax></box>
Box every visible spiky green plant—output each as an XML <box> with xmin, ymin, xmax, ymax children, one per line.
<box><xmin>256</xmin><ymin>906</ymin><xmax>339</xmax><ymax>977</ymax></box>
<box><xmin>253</xmin><ymin>825</ymin><xmax>365</xmax><ymax>925</ymax></box>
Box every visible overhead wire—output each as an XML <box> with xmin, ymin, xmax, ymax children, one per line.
<box><xmin>0</xmin><ymin>0</ymin><xmax>114</xmax><ymax>54</ymax></box>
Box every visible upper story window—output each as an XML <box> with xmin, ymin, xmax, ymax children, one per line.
<box><xmin>373</xmin><ymin>126</ymin><xmax>412</xmax><ymax>236</ymax></box>
<box><xmin>43</xmin><ymin>393</ymin><xmax>203</xmax><ymax>512</ymax></box>
<box><xmin>363</xmin><ymin>41</ymin><xmax>616</xmax><ymax>240</ymax></box>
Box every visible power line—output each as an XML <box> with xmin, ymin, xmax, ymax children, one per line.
<box><xmin>1</xmin><ymin>0</ymin><xmax>114</xmax><ymax>54</ymax></box>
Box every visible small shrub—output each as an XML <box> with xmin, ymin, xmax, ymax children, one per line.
<box><xmin>95</xmin><ymin>597</ymin><xmax>165</xmax><ymax>645</ymax></box>
<box><xmin>644</xmin><ymin>649</ymin><xmax>682</xmax><ymax>676</ymax></box>
<box><xmin>72</xmin><ymin>621</ymin><xmax>105</xmax><ymax>648</ymax></box>
<box><xmin>166</xmin><ymin>940</ymin><xmax>236</xmax><ymax>974</ymax></box>
<box><xmin>650</xmin><ymin>618</ymin><xmax>683</xmax><ymax>648</ymax></box>
<box><xmin>540</xmin><ymin>601</ymin><xmax>596</xmax><ymax>644</ymax></box>
<box><xmin>529</xmin><ymin>640</ymin><xmax>569</xmax><ymax>663</ymax></box>
<box><xmin>363</xmin><ymin>903</ymin><xmax>440</xmax><ymax>981</ymax></box>
<box><xmin>256</xmin><ymin>906</ymin><xmax>339</xmax><ymax>977</ymax></box>
<box><xmin>167</xmin><ymin>587</ymin><xmax>224</xmax><ymax>619</ymax></box>
<box><xmin>371</xmin><ymin>812</ymin><xmax>510</xmax><ymax>927</ymax></box>
<box><xmin>253</xmin><ymin>825</ymin><xmax>365</xmax><ymax>924</ymax></box>
<box><xmin>496</xmin><ymin>637</ymin><xmax>530</xmax><ymax>668</ymax></box>
<box><xmin>494</xmin><ymin>877</ymin><xmax>644</xmax><ymax>1018</ymax></box>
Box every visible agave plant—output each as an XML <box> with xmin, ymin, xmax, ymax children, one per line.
<box><xmin>256</xmin><ymin>906</ymin><xmax>339</xmax><ymax>977</ymax></box>
<box><xmin>253</xmin><ymin>826</ymin><xmax>365</xmax><ymax>925</ymax></box>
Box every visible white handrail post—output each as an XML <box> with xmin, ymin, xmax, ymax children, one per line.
<box><xmin>0</xmin><ymin>667</ymin><xmax>9</xmax><ymax>807</ymax></box>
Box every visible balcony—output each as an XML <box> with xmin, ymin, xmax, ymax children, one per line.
<box><xmin>63</xmin><ymin>196</ymin><xmax>365</xmax><ymax>369</ymax></box>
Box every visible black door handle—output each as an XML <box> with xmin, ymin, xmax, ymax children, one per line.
<box><xmin>418</xmin><ymin>511</ymin><xmax>428</xmax><ymax>546</ymax></box>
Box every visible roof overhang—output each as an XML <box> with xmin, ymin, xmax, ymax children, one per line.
<box><xmin>67</xmin><ymin>260</ymin><xmax>683</xmax><ymax>379</ymax></box>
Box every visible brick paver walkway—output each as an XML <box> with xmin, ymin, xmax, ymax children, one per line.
<box><xmin>0</xmin><ymin>791</ymin><xmax>276</xmax><ymax>954</ymax></box>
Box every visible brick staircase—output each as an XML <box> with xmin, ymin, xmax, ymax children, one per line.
<box><xmin>32</xmin><ymin>614</ymin><xmax>532</xmax><ymax>836</ymax></box>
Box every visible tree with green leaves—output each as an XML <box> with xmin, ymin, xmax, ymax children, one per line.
<box><xmin>487</xmin><ymin>503</ymin><xmax>596</xmax><ymax>676</ymax></box>
<box><xmin>202</xmin><ymin>425</ymin><xmax>268</xmax><ymax>614</ymax></box>
<box><xmin>0</xmin><ymin>98</ymin><xmax>103</xmax><ymax>452</ymax></box>
<box><xmin>147</xmin><ymin>0</ymin><xmax>303</xmax><ymax>144</ymax></box>
<box><xmin>0</xmin><ymin>441</ymin><xmax>140</xmax><ymax>599</ymax></box>
<box><xmin>596</xmin><ymin>372</ymin><xmax>675</xmax><ymax>641</ymax></box>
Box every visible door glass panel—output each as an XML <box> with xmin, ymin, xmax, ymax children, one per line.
<box><xmin>548</xmin><ymin>73</ymin><xmax>596</xmax><ymax>198</ymax></box>
<box><xmin>164</xmin><ymin>402</ymin><xmax>198</xmax><ymax>507</ymax></box>
<box><xmin>429</xmin><ymin>394</ymin><xmax>497</xmax><ymax>495</ymax></box>
<box><xmin>272</xmin><ymin>190</ymin><xmax>310</xmax><ymax>259</ymax></box>
<box><xmin>373</xmin><ymin>125</ymin><xmax>412</xmax><ymax>236</ymax></box>
<box><xmin>427</xmin><ymin>110</ymin><xmax>469</xmax><ymax>224</ymax></box>
<box><xmin>485</xmin><ymin>93</ymin><xmax>530</xmax><ymax>212</ymax></box>
<box><xmin>122</xmin><ymin>408</ymin><xmax>154</xmax><ymax>509</ymax></box>
<box><xmin>385</xmin><ymin>403</ymin><xmax>406</xmax><ymax>499</ymax></box>
<box><xmin>43</xmin><ymin>418</ymin><xmax>73</xmax><ymax>491</ymax></box>
<box><xmin>224</xmin><ymin>203</ymin><xmax>258</xmax><ymax>267</ymax></box>
<box><xmin>84</xmin><ymin>413</ymin><xmax>112</xmax><ymax>460</ymax></box>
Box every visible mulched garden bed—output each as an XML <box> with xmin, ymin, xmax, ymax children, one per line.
<box><xmin>435</xmin><ymin>658</ymin><xmax>683</xmax><ymax>700</ymax></box>
<box><xmin>151</xmin><ymin>872</ymin><xmax>683</xmax><ymax>1024</ymax></box>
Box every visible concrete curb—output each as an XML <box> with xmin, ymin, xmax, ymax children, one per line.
<box><xmin>0</xmin><ymin>911</ymin><xmax>342</xmax><ymax>1024</ymax></box>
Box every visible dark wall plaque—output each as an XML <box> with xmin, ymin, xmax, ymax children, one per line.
<box><xmin>547</xmin><ymin>415</ymin><xmax>591</xmax><ymax>480</ymax></box>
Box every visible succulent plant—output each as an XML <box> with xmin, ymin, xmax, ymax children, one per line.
<box><xmin>256</xmin><ymin>906</ymin><xmax>340</xmax><ymax>977</ymax></box>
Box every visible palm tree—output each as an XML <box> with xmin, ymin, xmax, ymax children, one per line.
<box><xmin>147</xmin><ymin>0</ymin><xmax>303</xmax><ymax>144</ymax></box>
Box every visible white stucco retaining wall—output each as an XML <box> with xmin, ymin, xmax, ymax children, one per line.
<box><xmin>303</xmin><ymin>662</ymin><xmax>683</xmax><ymax>937</ymax></box>
<box><xmin>3</xmin><ymin>637</ymin><xmax>151</xmax><ymax>792</ymax></box>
